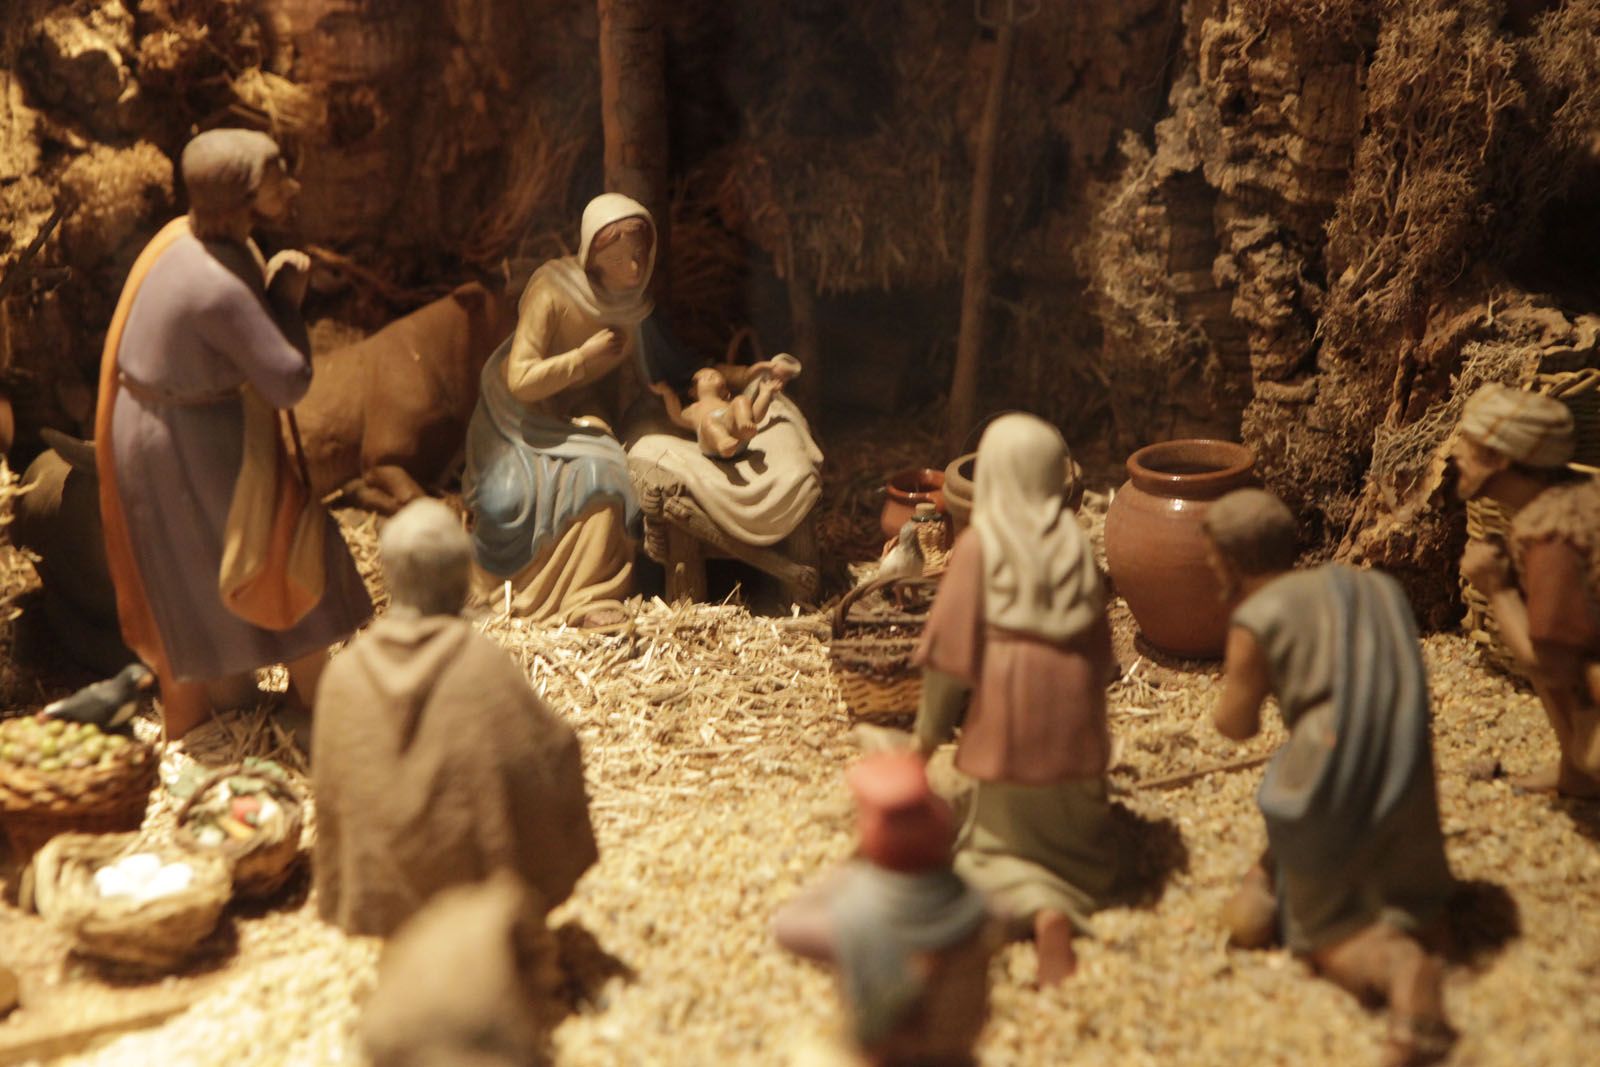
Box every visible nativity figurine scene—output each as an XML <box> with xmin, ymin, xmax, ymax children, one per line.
<box><xmin>0</xmin><ymin>2</ymin><xmax>1596</xmax><ymax>1065</ymax></box>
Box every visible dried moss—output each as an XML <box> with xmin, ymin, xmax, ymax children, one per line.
<box><xmin>1323</xmin><ymin>5</ymin><xmax>1524</xmax><ymax>350</ymax></box>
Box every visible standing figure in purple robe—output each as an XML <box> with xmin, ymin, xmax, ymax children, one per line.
<box><xmin>95</xmin><ymin>129</ymin><xmax>372</xmax><ymax>738</ymax></box>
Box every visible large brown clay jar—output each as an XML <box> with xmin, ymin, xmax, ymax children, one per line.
<box><xmin>1104</xmin><ymin>439</ymin><xmax>1256</xmax><ymax>659</ymax></box>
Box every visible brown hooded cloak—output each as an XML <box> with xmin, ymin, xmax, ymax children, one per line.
<box><xmin>313</xmin><ymin>613</ymin><xmax>597</xmax><ymax>936</ymax></box>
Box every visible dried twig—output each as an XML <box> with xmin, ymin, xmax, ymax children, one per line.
<box><xmin>1122</xmin><ymin>752</ymin><xmax>1274</xmax><ymax>793</ymax></box>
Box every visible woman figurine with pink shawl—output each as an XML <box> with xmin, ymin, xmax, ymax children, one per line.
<box><xmin>913</xmin><ymin>413</ymin><xmax>1119</xmax><ymax>985</ymax></box>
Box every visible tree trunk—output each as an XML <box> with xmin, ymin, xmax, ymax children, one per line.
<box><xmin>947</xmin><ymin>22</ymin><xmax>1016</xmax><ymax>457</ymax></box>
<box><xmin>598</xmin><ymin>0</ymin><xmax>670</xmax><ymax>298</ymax></box>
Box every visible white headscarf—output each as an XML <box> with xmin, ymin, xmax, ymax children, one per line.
<box><xmin>534</xmin><ymin>192</ymin><xmax>656</xmax><ymax>329</ymax></box>
<box><xmin>1459</xmin><ymin>383</ymin><xmax>1574</xmax><ymax>468</ymax></box>
<box><xmin>971</xmin><ymin>414</ymin><xmax>1104</xmax><ymax>642</ymax></box>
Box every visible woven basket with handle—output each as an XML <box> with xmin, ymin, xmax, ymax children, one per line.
<box><xmin>174</xmin><ymin>764</ymin><xmax>305</xmax><ymax>900</ymax></box>
<box><xmin>829</xmin><ymin>576</ymin><xmax>940</xmax><ymax>723</ymax></box>
<box><xmin>0</xmin><ymin>738</ymin><xmax>158</xmax><ymax>862</ymax></box>
<box><xmin>1461</xmin><ymin>367</ymin><xmax>1600</xmax><ymax>674</ymax></box>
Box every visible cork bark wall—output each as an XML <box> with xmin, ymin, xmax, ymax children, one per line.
<box><xmin>0</xmin><ymin>0</ymin><xmax>597</xmax><ymax>454</ymax></box>
<box><xmin>1086</xmin><ymin>0</ymin><xmax>1600</xmax><ymax>626</ymax></box>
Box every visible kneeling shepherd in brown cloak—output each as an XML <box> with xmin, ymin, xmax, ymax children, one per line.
<box><xmin>314</xmin><ymin>499</ymin><xmax>598</xmax><ymax>937</ymax></box>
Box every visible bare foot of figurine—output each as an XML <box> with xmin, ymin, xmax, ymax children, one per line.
<box><xmin>1510</xmin><ymin>762</ymin><xmax>1600</xmax><ymax>799</ymax></box>
<box><xmin>1382</xmin><ymin>954</ymin><xmax>1455</xmax><ymax>1067</ymax></box>
<box><xmin>1033</xmin><ymin>910</ymin><xmax>1078</xmax><ymax>987</ymax></box>
<box><xmin>1221</xmin><ymin>864</ymin><xmax>1278</xmax><ymax>949</ymax></box>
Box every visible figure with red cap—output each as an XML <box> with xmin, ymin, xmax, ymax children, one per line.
<box><xmin>912</xmin><ymin>413</ymin><xmax>1118</xmax><ymax>985</ymax></box>
<box><xmin>773</xmin><ymin>751</ymin><xmax>995</xmax><ymax>1067</ymax></box>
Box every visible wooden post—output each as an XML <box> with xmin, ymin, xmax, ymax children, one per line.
<box><xmin>598</xmin><ymin>0</ymin><xmax>670</xmax><ymax>296</ymax></box>
<box><xmin>786</xmin><ymin>249</ymin><xmax>823</xmax><ymax>417</ymax></box>
<box><xmin>946</xmin><ymin>17</ymin><xmax>1019</xmax><ymax>456</ymax></box>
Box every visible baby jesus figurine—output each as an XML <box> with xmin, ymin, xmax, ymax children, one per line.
<box><xmin>650</xmin><ymin>353</ymin><xmax>801</xmax><ymax>459</ymax></box>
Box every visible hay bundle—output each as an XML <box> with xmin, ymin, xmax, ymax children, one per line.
<box><xmin>716</xmin><ymin>128</ymin><xmax>969</xmax><ymax>295</ymax></box>
<box><xmin>712</xmin><ymin>3</ymin><xmax>981</xmax><ymax>295</ymax></box>
<box><xmin>456</xmin><ymin>107</ymin><xmax>591</xmax><ymax>270</ymax></box>
<box><xmin>662</xmin><ymin>177</ymin><xmax>752</xmax><ymax>360</ymax></box>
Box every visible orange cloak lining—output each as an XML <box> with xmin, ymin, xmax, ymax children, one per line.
<box><xmin>94</xmin><ymin>216</ymin><xmax>191</xmax><ymax>681</ymax></box>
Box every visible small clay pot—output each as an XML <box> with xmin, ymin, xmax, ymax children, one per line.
<box><xmin>1103</xmin><ymin>439</ymin><xmax>1256</xmax><ymax>659</ymax></box>
<box><xmin>941</xmin><ymin>452</ymin><xmax>1084</xmax><ymax>534</ymax></box>
<box><xmin>881</xmin><ymin>468</ymin><xmax>946</xmax><ymax>541</ymax></box>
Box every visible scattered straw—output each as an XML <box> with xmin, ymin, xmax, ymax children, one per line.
<box><xmin>0</xmin><ymin>434</ymin><xmax>1596</xmax><ymax>1066</ymax></box>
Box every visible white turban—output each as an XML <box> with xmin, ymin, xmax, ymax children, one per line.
<box><xmin>1459</xmin><ymin>384</ymin><xmax>1574</xmax><ymax>469</ymax></box>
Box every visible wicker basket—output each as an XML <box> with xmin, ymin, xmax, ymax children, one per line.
<box><xmin>1461</xmin><ymin>367</ymin><xmax>1600</xmax><ymax>674</ymax></box>
<box><xmin>32</xmin><ymin>832</ymin><xmax>232</xmax><ymax>970</ymax></box>
<box><xmin>174</xmin><ymin>765</ymin><xmax>305</xmax><ymax>900</ymax></box>
<box><xmin>0</xmin><ymin>739</ymin><xmax>159</xmax><ymax>862</ymax></box>
<box><xmin>829</xmin><ymin>576</ymin><xmax>938</xmax><ymax>723</ymax></box>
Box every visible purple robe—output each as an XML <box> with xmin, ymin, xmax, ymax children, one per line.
<box><xmin>109</xmin><ymin>230</ymin><xmax>372</xmax><ymax>680</ymax></box>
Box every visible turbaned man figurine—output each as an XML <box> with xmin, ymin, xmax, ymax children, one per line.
<box><xmin>1454</xmin><ymin>383</ymin><xmax>1600</xmax><ymax>797</ymax></box>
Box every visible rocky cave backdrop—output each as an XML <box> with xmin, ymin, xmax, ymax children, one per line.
<box><xmin>4</xmin><ymin>0</ymin><xmax>1600</xmax><ymax>628</ymax></box>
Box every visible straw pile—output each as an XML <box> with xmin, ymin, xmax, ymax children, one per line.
<box><xmin>0</xmin><ymin>424</ymin><xmax>1595</xmax><ymax>1066</ymax></box>
<box><xmin>712</xmin><ymin>4</ymin><xmax>975</xmax><ymax>295</ymax></box>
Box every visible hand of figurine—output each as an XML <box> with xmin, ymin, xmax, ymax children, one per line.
<box><xmin>265</xmin><ymin>249</ymin><xmax>312</xmax><ymax>308</ymax></box>
<box><xmin>1461</xmin><ymin>539</ymin><xmax>1513</xmax><ymax>594</ymax></box>
<box><xmin>578</xmin><ymin>328</ymin><xmax>625</xmax><ymax>366</ymax></box>
<box><xmin>748</xmin><ymin>358</ymin><xmax>798</xmax><ymax>383</ymax></box>
<box><xmin>755</xmin><ymin>375</ymin><xmax>783</xmax><ymax>399</ymax></box>
<box><xmin>649</xmin><ymin>380</ymin><xmax>676</xmax><ymax>397</ymax></box>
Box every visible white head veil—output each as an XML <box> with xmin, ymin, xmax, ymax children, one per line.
<box><xmin>533</xmin><ymin>192</ymin><xmax>656</xmax><ymax>329</ymax></box>
<box><xmin>971</xmin><ymin>414</ymin><xmax>1103</xmax><ymax>642</ymax></box>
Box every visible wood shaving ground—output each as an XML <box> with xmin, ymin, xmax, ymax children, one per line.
<box><xmin>1</xmin><ymin>494</ymin><xmax>1596</xmax><ymax>1067</ymax></box>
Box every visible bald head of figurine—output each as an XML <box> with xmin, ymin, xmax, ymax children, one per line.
<box><xmin>691</xmin><ymin>366</ymin><xmax>730</xmax><ymax>402</ymax></box>
<box><xmin>182</xmin><ymin>129</ymin><xmax>298</xmax><ymax>240</ymax></box>
<box><xmin>1201</xmin><ymin>489</ymin><xmax>1298</xmax><ymax>603</ymax></box>
<box><xmin>379</xmin><ymin>499</ymin><xmax>473</xmax><ymax>618</ymax></box>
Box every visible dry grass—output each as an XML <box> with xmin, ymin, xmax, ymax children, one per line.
<box><xmin>0</xmin><ymin>427</ymin><xmax>1596</xmax><ymax>1065</ymax></box>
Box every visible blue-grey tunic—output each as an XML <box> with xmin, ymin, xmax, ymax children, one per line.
<box><xmin>1232</xmin><ymin>565</ymin><xmax>1453</xmax><ymax>950</ymax></box>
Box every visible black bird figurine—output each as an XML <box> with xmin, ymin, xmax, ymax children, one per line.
<box><xmin>41</xmin><ymin>663</ymin><xmax>154</xmax><ymax>731</ymax></box>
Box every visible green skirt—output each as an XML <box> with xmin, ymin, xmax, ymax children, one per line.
<box><xmin>953</xmin><ymin>777</ymin><xmax>1118</xmax><ymax>936</ymax></box>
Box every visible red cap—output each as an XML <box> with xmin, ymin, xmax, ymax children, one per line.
<box><xmin>847</xmin><ymin>751</ymin><xmax>955</xmax><ymax>872</ymax></box>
